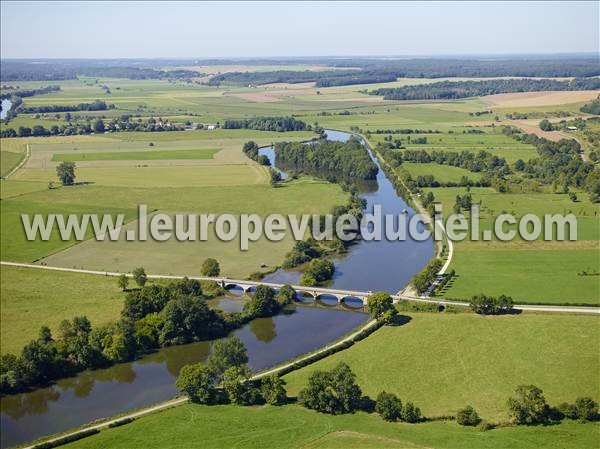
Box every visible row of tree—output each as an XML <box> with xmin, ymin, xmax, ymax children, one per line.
<box><xmin>223</xmin><ymin>116</ymin><xmax>308</xmax><ymax>132</ymax></box>
<box><xmin>241</xmin><ymin>141</ymin><xmax>270</xmax><ymax>166</ymax></box>
<box><xmin>21</xmin><ymin>100</ymin><xmax>114</xmax><ymax>114</ymax></box>
<box><xmin>0</xmin><ymin>85</ymin><xmax>61</xmax><ymax>100</ymax></box>
<box><xmin>469</xmin><ymin>294</ymin><xmax>514</xmax><ymax>315</ymax></box>
<box><xmin>400</xmin><ymin>148</ymin><xmax>510</xmax><ymax>175</ymax></box>
<box><xmin>205</xmin><ymin>57</ymin><xmax>600</xmax><ymax>87</ymax></box>
<box><xmin>1</xmin><ymin>117</ymin><xmax>186</xmax><ymax>138</ymax></box>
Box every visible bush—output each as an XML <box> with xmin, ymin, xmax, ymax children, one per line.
<box><xmin>276</xmin><ymin>284</ymin><xmax>296</xmax><ymax>307</ymax></box>
<box><xmin>132</xmin><ymin>267</ymin><xmax>147</xmax><ymax>287</ymax></box>
<box><xmin>456</xmin><ymin>405</ymin><xmax>481</xmax><ymax>426</ymax></box>
<box><xmin>507</xmin><ymin>385</ymin><xmax>551</xmax><ymax>425</ymax></box>
<box><xmin>574</xmin><ymin>397</ymin><xmax>599</xmax><ymax>421</ymax></box>
<box><xmin>260</xmin><ymin>374</ymin><xmax>287</xmax><ymax>405</ymax></box>
<box><xmin>401</xmin><ymin>402</ymin><xmax>422</xmax><ymax>423</ymax></box>
<box><xmin>477</xmin><ymin>420</ymin><xmax>494</xmax><ymax>431</ymax></box>
<box><xmin>298</xmin><ymin>362</ymin><xmax>362</xmax><ymax>415</ymax></box>
<box><xmin>243</xmin><ymin>285</ymin><xmax>278</xmax><ymax>318</ymax></box>
<box><xmin>108</xmin><ymin>417</ymin><xmax>134</xmax><ymax>428</ymax></box>
<box><xmin>175</xmin><ymin>363</ymin><xmax>217</xmax><ymax>404</ymax></box>
<box><xmin>33</xmin><ymin>429</ymin><xmax>100</xmax><ymax>449</ymax></box>
<box><xmin>201</xmin><ymin>258</ymin><xmax>220</xmax><ymax>277</ymax></box>
<box><xmin>559</xmin><ymin>397</ymin><xmax>600</xmax><ymax>421</ymax></box>
<box><xmin>375</xmin><ymin>391</ymin><xmax>402</xmax><ymax>421</ymax></box>
<box><xmin>470</xmin><ymin>294</ymin><xmax>513</xmax><ymax>315</ymax></box>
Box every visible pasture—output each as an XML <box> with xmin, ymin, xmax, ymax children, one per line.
<box><xmin>61</xmin><ymin>404</ymin><xmax>599</xmax><ymax>449</ymax></box>
<box><xmin>0</xmin><ymin>139</ymin><xmax>26</xmax><ymax>177</ymax></box>
<box><xmin>37</xmin><ymin>178</ymin><xmax>347</xmax><ymax>278</ymax></box>
<box><xmin>51</xmin><ymin>148</ymin><xmax>219</xmax><ymax>162</ymax></box>
<box><xmin>0</xmin><ymin>265</ymin><xmax>125</xmax><ymax>354</ymax></box>
<box><xmin>402</xmin><ymin>162</ymin><xmax>482</xmax><ymax>183</ymax></box>
<box><xmin>283</xmin><ymin>312</ymin><xmax>600</xmax><ymax>420</ymax></box>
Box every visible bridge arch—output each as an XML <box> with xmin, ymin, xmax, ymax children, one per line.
<box><xmin>315</xmin><ymin>293</ymin><xmax>339</xmax><ymax>307</ymax></box>
<box><xmin>340</xmin><ymin>296</ymin><xmax>365</xmax><ymax>309</ymax></box>
<box><xmin>224</xmin><ymin>283</ymin><xmax>245</xmax><ymax>297</ymax></box>
<box><xmin>295</xmin><ymin>291</ymin><xmax>315</xmax><ymax>303</ymax></box>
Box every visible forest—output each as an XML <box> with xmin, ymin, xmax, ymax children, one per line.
<box><xmin>275</xmin><ymin>137</ymin><xmax>378</xmax><ymax>181</ymax></box>
<box><xmin>0</xmin><ymin>61</ymin><xmax>197</xmax><ymax>81</ymax></box>
<box><xmin>369</xmin><ymin>78</ymin><xmax>600</xmax><ymax>100</ymax></box>
<box><xmin>223</xmin><ymin>116</ymin><xmax>308</xmax><ymax>132</ymax></box>
<box><xmin>206</xmin><ymin>56</ymin><xmax>600</xmax><ymax>86</ymax></box>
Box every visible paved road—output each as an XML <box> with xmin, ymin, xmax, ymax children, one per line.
<box><xmin>2</xmin><ymin>261</ymin><xmax>598</xmax><ymax>315</ymax></box>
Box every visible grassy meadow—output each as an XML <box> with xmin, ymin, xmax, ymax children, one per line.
<box><xmin>51</xmin><ymin>148</ymin><xmax>219</xmax><ymax>162</ymax></box>
<box><xmin>0</xmin><ymin>265</ymin><xmax>126</xmax><ymax>354</ymax></box>
<box><xmin>62</xmin><ymin>404</ymin><xmax>600</xmax><ymax>449</ymax></box>
<box><xmin>283</xmin><ymin>312</ymin><xmax>600</xmax><ymax>421</ymax></box>
<box><xmin>1</xmin><ymin>72</ymin><xmax>599</xmax><ymax>449</ymax></box>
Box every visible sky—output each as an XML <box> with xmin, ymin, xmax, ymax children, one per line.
<box><xmin>1</xmin><ymin>1</ymin><xmax>598</xmax><ymax>59</ymax></box>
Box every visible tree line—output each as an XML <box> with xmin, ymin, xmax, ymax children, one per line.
<box><xmin>205</xmin><ymin>57</ymin><xmax>600</xmax><ymax>87</ymax></box>
<box><xmin>370</xmin><ymin>78</ymin><xmax>600</xmax><ymax>101</ymax></box>
<box><xmin>0</xmin><ymin>61</ymin><xmax>197</xmax><ymax>81</ymax></box>
<box><xmin>20</xmin><ymin>100</ymin><xmax>114</xmax><ymax>114</ymax></box>
<box><xmin>0</xmin><ymin>85</ymin><xmax>61</xmax><ymax>101</ymax></box>
<box><xmin>1</xmin><ymin>116</ymin><xmax>186</xmax><ymax>138</ymax></box>
<box><xmin>223</xmin><ymin>116</ymin><xmax>308</xmax><ymax>132</ymax></box>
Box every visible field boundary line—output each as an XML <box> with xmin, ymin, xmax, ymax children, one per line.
<box><xmin>4</xmin><ymin>143</ymin><xmax>31</xmax><ymax>179</ymax></box>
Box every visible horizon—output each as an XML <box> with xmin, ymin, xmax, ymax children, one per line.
<box><xmin>1</xmin><ymin>1</ymin><xmax>598</xmax><ymax>59</ymax></box>
<box><xmin>1</xmin><ymin>52</ymin><xmax>599</xmax><ymax>61</ymax></box>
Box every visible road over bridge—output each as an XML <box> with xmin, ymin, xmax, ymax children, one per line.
<box><xmin>2</xmin><ymin>261</ymin><xmax>599</xmax><ymax>314</ymax></box>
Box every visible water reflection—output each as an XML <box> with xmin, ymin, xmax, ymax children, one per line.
<box><xmin>1</xmin><ymin>304</ymin><xmax>367</xmax><ymax>448</ymax></box>
<box><xmin>262</xmin><ymin>129</ymin><xmax>434</xmax><ymax>292</ymax></box>
<box><xmin>249</xmin><ymin>317</ymin><xmax>277</xmax><ymax>343</ymax></box>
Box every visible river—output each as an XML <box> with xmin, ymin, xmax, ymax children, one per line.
<box><xmin>0</xmin><ymin>129</ymin><xmax>433</xmax><ymax>448</ymax></box>
<box><xmin>0</xmin><ymin>99</ymin><xmax>12</xmax><ymax>120</ymax></box>
<box><xmin>260</xmin><ymin>129</ymin><xmax>433</xmax><ymax>292</ymax></box>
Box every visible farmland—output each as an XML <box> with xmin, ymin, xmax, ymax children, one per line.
<box><xmin>62</xmin><ymin>404</ymin><xmax>600</xmax><ymax>449</ymax></box>
<box><xmin>283</xmin><ymin>312</ymin><xmax>600</xmax><ymax>421</ymax></box>
<box><xmin>1</xmin><ymin>60</ymin><xmax>599</xmax><ymax>449</ymax></box>
<box><xmin>0</xmin><ymin>265</ymin><xmax>125</xmax><ymax>354</ymax></box>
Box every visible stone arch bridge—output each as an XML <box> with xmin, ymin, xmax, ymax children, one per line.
<box><xmin>214</xmin><ymin>277</ymin><xmax>372</xmax><ymax>304</ymax></box>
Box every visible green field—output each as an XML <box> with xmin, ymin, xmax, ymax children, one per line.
<box><xmin>0</xmin><ymin>265</ymin><xmax>125</xmax><ymax>354</ymax></box>
<box><xmin>402</xmin><ymin>162</ymin><xmax>482</xmax><ymax>183</ymax></box>
<box><xmin>37</xmin><ymin>178</ymin><xmax>347</xmax><ymax>277</ymax></box>
<box><xmin>51</xmin><ymin>148</ymin><xmax>219</xmax><ymax>162</ymax></box>
<box><xmin>439</xmin><ymin>248</ymin><xmax>600</xmax><ymax>304</ymax></box>
<box><xmin>369</xmin><ymin>130</ymin><xmax>539</xmax><ymax>164</ymax></box>
<box><xmin>0</xmin><ymin>179</ymin><xmax>48</xmax><ymax>199</ymax></box>
<box><xmin>61</xmin><ymin>404</ymin><xmax>600</xmax><ymax>449</ymax></box>
<box><xmin>0</xmin><ymin>139</ymin><xmax>26</xmax><ymax>177</ymax></box>
<box><xmin>283</xmin><ymin>312</ymin><xmax>600</xmax><ymax>421</ymax></box>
